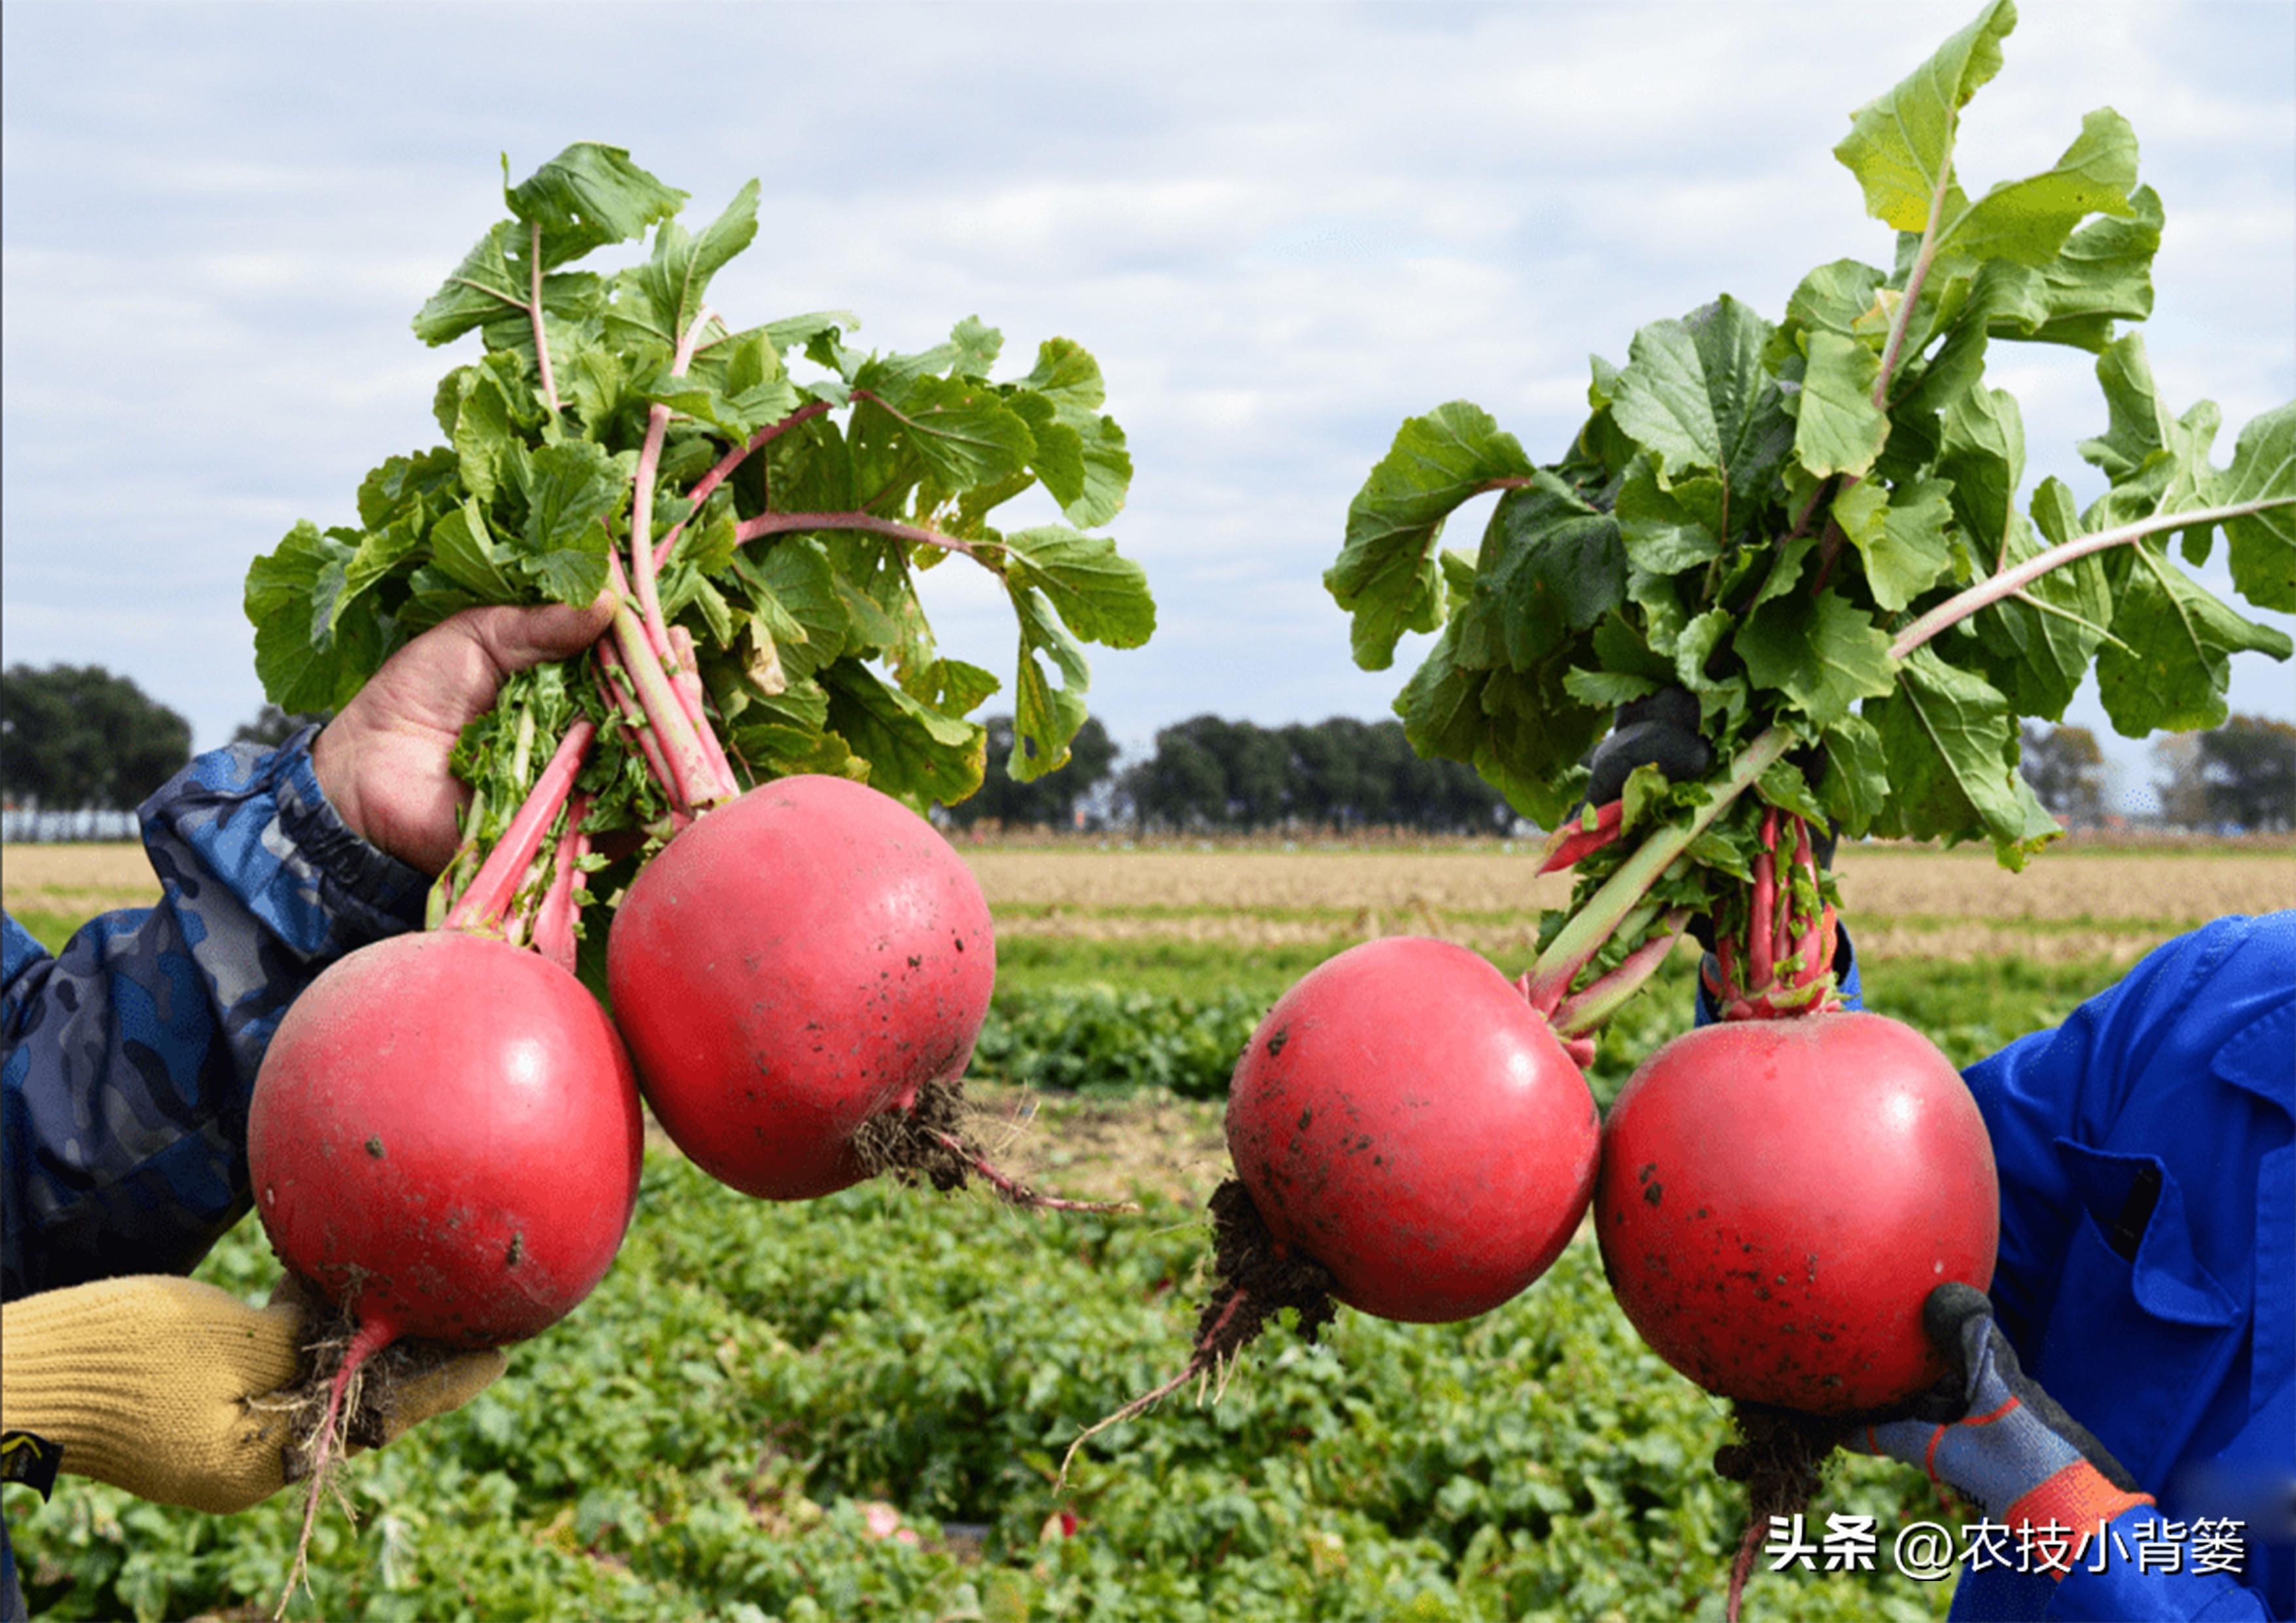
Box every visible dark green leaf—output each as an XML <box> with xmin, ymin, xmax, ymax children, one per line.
<box><xmin>1459</xmin><ymin>474</ymin><xmax>1626</xmax><ymax>673</ymax></box>
<box><xmin>506</xmin><ymin>143</ymin><xmax>687</xmax><ymax>272</ymax></box>
<box><xmin>1615</xmin><ymin>455</ymin><xmax>1723</xmax><ymax>575</ymax></box>
<box><xmin>1609</xmin><ymin>297</ymin><xmax>1792</xmax><ymax>495</ymax></box>
<box><xmin>1936</xmin><ymin>383</ymin><xmax>2024</xmax><ymax>562</ymax></box>
<box><xmin>821</xmin><ymin>658</ymin><xmax>985</xmax><ymax>810</ymax></box>
<box><xmin>1958</xmin><ymin>480</ymin><xmax>2113</xmax><ymax>721</ymax></box>
<box><xmin>1329</xmin><ymin>402</ymin><xmax>1532</xmax><ymax>669</ymax></box>
<box><xmin>513</xmin><ymin>440</ymin><xmax>623</xmax><ymax>603</ymax></box>
<box><xmin>429</xmin><ymin>499</ymin><xmax>514</xmax><ymax>598</ymax></box>
<box><xmin>2097</xmin><ymin>539</ymin><xmax>2293</xmax><ymax>734</ymax></box>
<box><xmin>2217</xmin><ymin>402</ymin><xmax>2296</xmax><ymax>613</ymax></box>
<box><xmin>244</xmin><ymin>522</ymin><xmax>389</xmax><ymax>713</ymax></box>
<box><xmin>1733</xmin><ymin>590</ymin><xmax>1896</xmax><ymax>728</ymax></box>
<box><xmin>732</xmin><ymin>538</ymin><xmax>850</xmax><ymax>683</ymax></box>
<box><xmin>1868</xmin><ymin>647</ymin><xmax>2054</xmax><ymax>866</ymax></box>
<box><xmin>1818</xmin><ymin>714</ymin><xmax>1891</xmax><ymax>833</ymax></box>
<box><xmin>1005</xmin><ymin>588</ymin><xmax>1092</xmax><ymax>781</ymax></box>
<box><xmin>856</xmin><ymin>374</ymin><xmax>1036</xmax><ymax>496</ymax></box>
<box><xmin>998</xmin><ymin>527</ymin><xmax>1156</xmax><ymax>649</ymax></box>
<box><xmin>609</xmin><ymin>180</ymin><xmax>761</xmax><ymax>350</ymax></box>
<box><xmin>411</xmin><ymin>223</ymin><xmax>527</xmax><ymax>347</ymax></box>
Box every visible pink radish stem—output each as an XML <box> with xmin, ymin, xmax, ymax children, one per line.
<box><xmin>628</xmin><ymin>310</ymin><xmax>717</xmax><ymax>663</ymax></box>
<box><xmin>653</xmin><ymin>400</ymin><xmax>835</xmax><ymax>573</ymax></box>
<box><xmin>594</xmin><ymin>643</ymin><xmax>687</xmax><ymax>819</ymax></box>
<box><xmin>1748</xmin><ymin>809</ymin><xmax>1778</xmax><ymax>993</ymax></box>
<box><xmin>531</xmin><ymin>791</ymin><xmax>592</xmax><ymax>974</ymax></box>
<box><xmin>735</xmin><ymin>509</ymin><xmax>983</xmax><ymax>558</ymax></box>
<box><xmin>1553</xmin><ymin>908</ymin><xmax>1693</xmax><ymax>1037</ymax></box>
<box><xmin>603</xmin><ymin>551</ymin><xmax>725</xmax><ymax>811</ymax></box>
<box><xmin>667</xmin><ymin>624</ymin><xmax>740</xmax><ymax>796</ymax></box>
<box><xmin>442</xmin><ymin>719</ymin><xmax>597</xmax><ymax>933</ymax></box>
<box><xmin>1520</xmin><ymin>727</ymin><xmax>1792</xmax><ymax>1014</ymax></box>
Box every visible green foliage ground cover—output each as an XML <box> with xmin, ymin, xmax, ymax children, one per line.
<box><xmin>7</xmin><ymin>914</ymin><xmax>2137</xmax><ymax>1622</ymax></box>
<box><xmin>14</xmin><ymin>1162</ymin><xmax>1954</xmax><ymax>1623</ymax></box>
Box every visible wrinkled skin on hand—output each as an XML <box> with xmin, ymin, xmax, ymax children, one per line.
<box><xmin>310</xmin><ymin>600</ymin><xmax>613</xmax><ymax>874</ymax></box>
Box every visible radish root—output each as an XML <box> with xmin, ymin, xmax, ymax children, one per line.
<box><xmin>1060</xmin><ymin>1180</ymin><xmax>1336</xmax><ymax>1490</ymax></box>
<box><xmin>852</xmin><ymin>1079</ymin><xmax>1135</xmax><ymax>1214</ymax></box>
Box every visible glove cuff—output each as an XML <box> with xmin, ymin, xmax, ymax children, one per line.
<box><xmin>2004</xmin><ymin>1461</ymin><xmax>2155</xmax><ymax>1580</ymax></box>
<box><xmin>2</xmin><ymin>1279</ymin><xmax>173</xmax><ymax>1488</ymax></box>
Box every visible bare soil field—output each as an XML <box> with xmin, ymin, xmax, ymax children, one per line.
<box><xmin>11</xmin><ymin>842</ymin><xmax>2290</xmax><ymax>965</ymax></box>
<box><xmin>965</xmin><ymin>844</ymin><xmax>2292</xmax><ymax>931</ymax></box>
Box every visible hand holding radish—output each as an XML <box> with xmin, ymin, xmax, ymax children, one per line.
<box><xmin>1848</xmin><ymin>1283</ymin><xmax>2152</xmax><ymax>1573</ymax></box>
<box><xmin>310</xmin><ymin>599</ymin><xmax>613</xmax><ymax>874</ymax></box>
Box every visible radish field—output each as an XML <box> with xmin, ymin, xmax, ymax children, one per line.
<box><xmin>5</xmin><ymin>842</ymin><xmax>2289</xmax><ymax>1620</ymax></box>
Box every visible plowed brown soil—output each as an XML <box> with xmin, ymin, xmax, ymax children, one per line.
<box><xmin>11</xmin><ymin>842</ymin><xmax>2287</xmax><ymax>966</ymax></box>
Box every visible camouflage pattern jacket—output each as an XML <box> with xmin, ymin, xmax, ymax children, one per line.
<box><xmin>3</xmin><ymin>728</ymin><xmax>428</xmax><ymax>1302</ymax></box>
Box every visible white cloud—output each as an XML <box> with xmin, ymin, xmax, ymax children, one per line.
<box><xmin>3</xmin><ymin>0</ymin><xmax>2289</xmax><ymax>789</ymax></box>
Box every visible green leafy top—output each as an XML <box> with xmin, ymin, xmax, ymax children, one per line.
<box><xmin>1334</xmin><ymin>0</ymin><xmax>2292</xmax><ymax>893</ymax></box>
<box><xmin>247</xmin><ymin>143</ymin><xmax>1154</xmax><ymax>821</ymax></box>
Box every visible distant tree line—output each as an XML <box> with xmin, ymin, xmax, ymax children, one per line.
<box><xmin>6</xmin><ymin>661</ymin><xmax>2289</xmax><ymax>841</ymax></box>
<box><xmin>941</xmin><ymin>713</ymin><xmax>1520</xmax><ymax>834</ymax></box>
<box><xmin>1</xmin><ymin>664</ymin><xmax>194</xmax><ymax>836</ymax></box>
<box><xmin>2020</xmin><ymin>716</ymin><xmax>2295</xmax><ymax>832</ymax></box>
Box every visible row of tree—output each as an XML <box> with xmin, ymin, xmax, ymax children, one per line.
<box><xmin>5</xmin><ymin>661</ymin><xmax>2291</xmax><ymax>836</ymax></box>
<box><xmin>941</xmin><ymin>713</ymin><xmax>1521</xmax><ymax>834</ymax></box>
<box><xmin>1</xmin><ymin>666</ymin><xmax>195</xmax><ymax>833</ymax></box>
<box><xmin>964</xmin><ymin>713</ymin><xmax>2294</xmax><ymax>836</ymax></box>
<box><xmin>2020</xmin><ymin>717</ymin><xmax>2296</xmax><ymax>832</ymax></box>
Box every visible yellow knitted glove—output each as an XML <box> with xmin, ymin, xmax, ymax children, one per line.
<box><xmin>0</xmin><ymin>1275</ymin><xmax>505</xmax><ymax>1514</ymax></box>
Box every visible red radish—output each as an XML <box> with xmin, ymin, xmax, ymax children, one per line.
<box><xmin>247</xmin><ymin>926</ymin><xmax>643</xmax><ymax>1599</ymax></box>
<box><xmin>1596</xmin><ymin>1012</ymin><xmax>1998</xmax><ymax>1413</ymax></box>
<box><xmin>1062</xmin><ymin>935</ymin><xmax>1598</xmax><ymax>1482</ymax></box>
<box><xmin>606</xmin><ymin>773</ymin><xmax>997</xmax><ymax>1202</ymax></box>
<box><xmin>250</xmin><ymin>931</ymin><xmax>644</xmax><ymax>1351</ymax></box>
<box><xmin>1228</xmin><ymin>936</ymin><xmax>1601</xmax><ymax>1322</ymax></box>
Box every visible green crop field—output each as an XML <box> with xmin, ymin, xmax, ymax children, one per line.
<box><xmin>6</xmin><ymin>843</ymin><xmax>2279</xmax><ymax>1620</ymax></box>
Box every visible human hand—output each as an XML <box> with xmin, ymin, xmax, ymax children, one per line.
<box><xmin>310</xmin><ymin>601</ymin><xmax>613</xmax><ymax>874</ymax></box>
<box><xmin>0</xmin><ymin>1275</ymin><xmax>505</xmax><ymax>1515</ymax></box>
<box><xmin>1850</xmin><ymin>1282</ymin><xmax>2151</xmax><ymax>1577</ymax></box>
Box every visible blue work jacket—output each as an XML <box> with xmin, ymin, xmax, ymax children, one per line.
<box><xmin>1954</xmin><ymin>912</ymin><xmax>2293</xmax><ymax>1622</ymax></box>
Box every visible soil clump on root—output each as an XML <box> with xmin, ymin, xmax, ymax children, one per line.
<box><xmin>268</xmin><ymin>1294</ymin><xmax>469</xmax><ymax>1480</ymax></box>
<box><xmin>1712</xmin><ymin>1400</ymin><xmax>1857</xmax><ymax>1622</ymax></box>
<box><xmin>853</xmin><ymin>1078</ymin><xmax>1133</xmax><ymax>1213</ymax></box>
<box><xmin>259</xmin><ymin>1283</ymin><xmax>476</xmax><ymax>1616</ymax></box>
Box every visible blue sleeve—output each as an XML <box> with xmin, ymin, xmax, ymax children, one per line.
<box><xmin>1</xmin><ymin>728</ymin><xmax>429</xmax><ymax>1301</ymax></box>
<box><xmin>1956</xmin><ymin>918</ymin><xmax>2286</xmax><ymax>1361</ymax></box>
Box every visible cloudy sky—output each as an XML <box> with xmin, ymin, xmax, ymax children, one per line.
<box><xmin>5</xmin><ymin>1</ymin><xmax>2291</xmax><ymax>811</ymax></box>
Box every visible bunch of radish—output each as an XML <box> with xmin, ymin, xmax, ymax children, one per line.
<box><xmin>1069</xmin><ymin>5</ymin><xmax>2293</xmax><ymax>1616</ymax></box>
<box><xmin>238</xmin><ymin>143</ymin><xmax>1153</xmax><ymax>1597</ymax></box>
